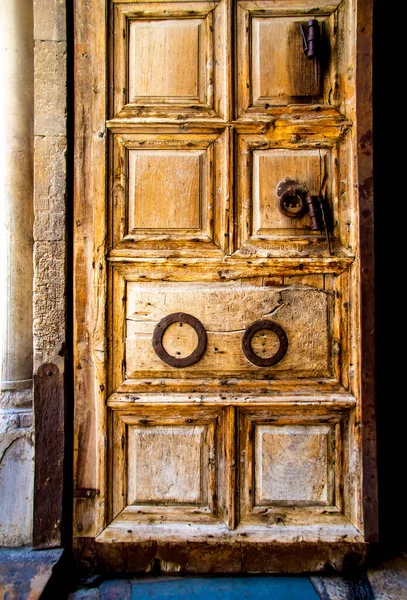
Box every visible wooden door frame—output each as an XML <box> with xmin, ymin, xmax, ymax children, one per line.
<box><xmin>70</xmin><ymin>0</ymin><xmax>377</xmax><ymax>574</ymax></box>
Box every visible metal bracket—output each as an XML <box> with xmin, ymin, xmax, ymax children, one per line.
<box><xmin>74</xmin><ymin>489</ymin><xmax>100</xmax><ymax>500</ymax></box>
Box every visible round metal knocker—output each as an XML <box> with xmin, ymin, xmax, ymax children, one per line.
<box><xmin>152</xmin><ymin>312</ymin><xmax>207</xmax><ymax>368</ymax></box>
<box><xmin>242</xmin><ymin>319</ymin><xmax>288</xmax><ymax>367</ymax></box>
<box><xmin>279</xmin><ymin>187</ymin><xmax>307</xmax><ymax>218</ymax></box>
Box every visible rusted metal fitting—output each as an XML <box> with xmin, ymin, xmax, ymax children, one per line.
<box><xmin>305</xmin><ymin>195</ymin><xmax>323</xmax><ymax>230</ymax></box>
<box><xmin>279</xmin><ymin>186</ymin><xmax>307</xmax><ymax>218</ymax></box>
<box><xmin>301</xmin><ymin>19</ymin><xmax>320</xmax><ymax>60</ymax></box>
<box><xmin>242</xmin><ymin>319</ymin><xmax>288</xmax><ymax>368</ymax></box>
<box><xmin>152</xmin><ymin>312</ymin><xmax>207</xmax><ymax>368</ymax></box>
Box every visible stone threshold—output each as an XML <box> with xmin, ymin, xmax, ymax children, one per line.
<box><xmin>0</xmin><ymin>547</ymin><xmax>65</xmax><ymax>599</ymax></box>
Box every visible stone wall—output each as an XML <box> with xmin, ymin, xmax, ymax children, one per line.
<box><xmin>0</xmin><ymin>0</ymin><xmax>67</xmax><ymax>546</ymax></box>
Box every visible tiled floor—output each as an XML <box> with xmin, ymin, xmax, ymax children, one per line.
<box><xmin>65</xmin><ymin>551</ymin><xmax>407</xmax><ymax>600</ymax></box>
<box><xmin>68</xmin><ymin>577</ymin><xmax>320</xmax><ymax>600</ymax></box>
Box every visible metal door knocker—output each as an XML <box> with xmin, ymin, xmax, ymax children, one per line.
<box><xmin>152</xmin><ymin>312</ymin><xmax>207</xmax><ymax>368</ymax></box>
<box><xmin>242</xmin><ymin>320</ymin><xmax>288</xmax><ymax>367</ymax></box>
<box><xmin>279</xmin><ymin>186</ymin><xmax>308</xmax><ymax>219</ymax></box>
<box><xmin>277</xmin><ymin>177</ymin><xmax>332</xmax><ymax>253</ymax></box>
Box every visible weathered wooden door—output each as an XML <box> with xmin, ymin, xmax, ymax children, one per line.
<box><xmin>73</xmin><ymin>0</ymin><xmax>376</xmax><ymax>572</ymax></box>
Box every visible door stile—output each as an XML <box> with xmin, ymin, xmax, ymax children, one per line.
<box><xmin>73</xmin><ymin>0</ymin><xmax>109</xmax><ymax>537</ymax></box>
<box><xmin>355</xmin><ymin>0</ymin><xmax>377</xmax><ymax>543</ymax></box>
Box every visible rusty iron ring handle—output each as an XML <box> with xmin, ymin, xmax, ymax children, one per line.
<box><xmin>279</xmin><ymin>187</ymin><xmax>307</xmax><ymax>219</ymax></box>
<box><xmin>242</xmin><ymin>319</ymin><xmax>288</xmax><ymax>368</ymax></box>
<box><xmin>152</xmin><ymin>312</ymin><xmax>207</xmax><ymax>368</ymax></box>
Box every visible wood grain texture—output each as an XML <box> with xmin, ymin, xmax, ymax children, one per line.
<box><xmin>124</xmin><ymin>283</ymin><xmax>331</xmax><ymax>380</ymax></box>
<box><xmin>109</xmin><ymin>128</ymin><xmax>230</xmax><ymax>256</ymax></box>
<box><xmin>251</xmin><ymin>17</ymin><xmax>321</xmax><ymax>104</ymax></box>
<box><xmin>74</xmin><ymin>0</ymin><xmax>108</xmax><ymax>538</ymax></box>
<box><xmin>112</xmin><ymin>1</ymin><xmax>228</xmax><ymax>120</ymax></box>
<box><xmin>74</xmin><ymin>0</ymin><xmax>376</xmax><ymax>566</ymax></box>
<box><xmin>236</xmin><ymin>6</ymin><xmax>334</xmax><ymax>117</ymax></box>
<box><xmin>254</xmin><ymin>424</ymin><xmax>333</xmax><ymax>505</ymax></box>
<box><xmin>109</xmin><ymin>404</ymin><xmax>230</xmax><ymax>528</ymax></box>
<box><xmin>356</xmin><ymin>0</ymin><xmax>377</xmax><ymax>542</ymax></box>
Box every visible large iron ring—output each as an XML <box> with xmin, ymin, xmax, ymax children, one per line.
<box><xmin>152</xmin><ymin>312</ymin><xmax>207</xmax><ymax>368</ymax></box>
<box><xmin>242</xmin><ymin>319</ymin><xmax>288</xmax><ymax>367</ymax></box>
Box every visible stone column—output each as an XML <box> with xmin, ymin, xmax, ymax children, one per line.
<box><xmin>0</xmin><ymin>0</ymin><xmax>35</xmax><ymax>546</ymax></box>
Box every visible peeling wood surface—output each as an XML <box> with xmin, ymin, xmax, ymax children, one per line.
<box><xmin>74</xmin><ymin>0</ymin><xmax>376</xmax><ymax>570</ymax></box>
<box><xmin>73</xmin><ymin>537</ymin><xmax>366</xmax><ymax>574</ymax></box>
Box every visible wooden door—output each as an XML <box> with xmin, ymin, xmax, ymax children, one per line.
<box><xmin>73</xmin><ymin>0</ymin><xmax>377</xmax><ymax>573</ymax></box>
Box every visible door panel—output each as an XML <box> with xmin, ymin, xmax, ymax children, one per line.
<box><xmin>74</xmin><ymin>0</ymin><xmax>376</xmax><ymax>572</ymax></box>
<box><xmin>110</xmin><ymin>128</ymin><xmax>229</xmax><ymax>255</ymax></box>
<box><xmin>124</xmin><ymin>283</ymin><xmax>331</xmax><ymax>379</ymax></box>
<box><xmin>112</xmin><ymin>1</ymin><xmax>228</xmax><ymax>119</ymax></box>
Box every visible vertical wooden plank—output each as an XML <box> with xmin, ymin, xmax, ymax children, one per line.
<box><xmin>356</xmin><ymin>0</ymin><xmax>377</xmax><ymax>542</ymax></box>
<box><xmin>74</xmin><ymin>0</ymin><xmax>107</xmax><ymax>537</ymax></box>
<box><xmin>33</xmin><ymin>363</ymin><xmax>64</xmax><ymax>549</ymax></box>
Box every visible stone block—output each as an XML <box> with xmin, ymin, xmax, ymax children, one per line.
<box><xmin>0</xmin><ymin>386</ymin><xmax>33</xmax><ymax>409</ymax></box>
<box><xmin>0</xmin><ymin>548</ymin><xmax>63</xmax><ymax>599</ymax></box>
<box><xmin>34</xmin><ymin>135</ymin><xmax>67</xmax><ymax>242</ymax></box>
<box><xmin>33</xmin><ymin>241</ymin><xmax>66</xmax><ymax>370</ymax></box>
<box><xmin>34</xmin><ymin>41</ymin><xmax>66</xmax><ymax>137</ymax></box>
<box><xmin>34</xmin><ymin>0</ymin><xmax>66</xmax><ymax>41</ymax></box>
<box><xmin>0</xmin><ymin>432</ymin><xmax>34</xmax><ymax>546</ymax></box>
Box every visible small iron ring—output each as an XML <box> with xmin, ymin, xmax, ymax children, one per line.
<box><xmin>152</xmin><ymin>312</ymin><xmax>207</xmax><ymax>368</ymax></box>
<box><xmin>242</xmin><ymin>319</ymin><xmax>288</xmax><ymax>367</ymax></box>
<box><xmin>279</xmin><ymin>188</ymin><xmax>307</xmax><ymax>218</ymax></box>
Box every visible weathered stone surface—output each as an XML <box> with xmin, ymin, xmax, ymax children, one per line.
<box><xmin>34</xmin><ymin>136</ymin><xmax>67</xmax><ymax>242</ymax></box>
<box><xmin>0</xmin><ymin>409</ymin><xmax>33</xmax><ymax>433</ymax></box>
<box><xmin>310</xmin><ymin>574</ymin><xmax>373</xmax><ymax>599</ymax></box>
<box><xmin>34</xmin><ymin>41</ymin><xmax>66</xmax><ymax>137</ymax></box>
<box><xmin>99</xmin><ymin>579</ymin><xmax>132</xmax><ymax>600</ymax></box>
<box><xmin>33</xmin><ymin>241</ymin><xmax>66</xmax><ymax>371</ymax></box>
<box><xmin>0</xmin><ymin>386</ymin><xmax>33</xmax><ymax>409</ymax></box>
<box><xmin>0</xmin><ymin>548</ymin><xmax>63</xmax><ymax>599</ymax></box>
<box><xmin>367</xmin><ymin>553</ymin><xmax>407</xmax><ymax>599</ymax></box>
<box><xmin>68</xmin><ymin>589</ymin><xmax>100</xmax><ymax>600</ymax></box>
<box><xmin>0</xmin><ymin>433</ymin><xmax>34</xmax><ymax>546</ymax></box>
<box><xmin>34</xmin><ymin>0</ymin><xmax>66</xmax><ymax>41</ymax></box>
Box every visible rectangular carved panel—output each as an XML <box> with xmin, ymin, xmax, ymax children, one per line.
<box><xmin>255</xmin><ymin>425</ymin><xmax>331</xmax><ymax>504</ymax></box>
<box><xmin>238</xmin><ymin>407</ymin><xmax>342</xmax><ymax>527</ymax></box>
<box><xmin>253</xmin><ymin>148</ymin><xmax>330</xmax><ymax>233</ymax></box>
<box><xmin>112</xmin><ymin>1</ymin><xmax>228</xmax><ymax>119</ymax></box>
<box><xmin>109</xmin><ymin>129</ymin><xmax>229</xmax><ymax>256</ymax></box>
<box><xmin>236</xmin><ymin>1</ymin><xmax>341</xmax><ymax>117</ymax></box>
<box><xmin>127</xmin><ymin>425</ymin><xmax>208</xmax><ymax>505</ymax></box>
<box><xmin>129</xmin><ymin>150</ymin><xmax>203</xmax><ymax>231</ymax></box>
<box><xmin>108</xmin><ymin>405</ymin><xmax>234</xmax><ymax>529</ymax></box>
<box><xmin>123</xmin><ymin>283</ymin><xmax>332</xmax><ymax>382</ymax></box>
<box><xmin>129</xmin><ymin>20</ymin><xmax>202</xmax><ymax>101</ymax></box>
<box><xmin>251</xmin><ymin>17</ymin><xmax>320</xmax><ymax>104</ymax></box>
<box><xmin>235</xmin><ymin>133</ymin><xmax>340</xmax><ymax>256</ymax></box>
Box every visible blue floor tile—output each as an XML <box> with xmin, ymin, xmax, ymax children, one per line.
<box><xmin>130</xmin><ymin>577</ymin><xmax>319</xmax><ymax>600</ymax></box>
